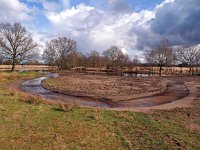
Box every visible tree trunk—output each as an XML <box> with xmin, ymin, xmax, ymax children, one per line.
<box><xmin>11</xmin><ymin>59</ymin><xmax>16</xmax><ymax>72</ymax></box>
<box><xmin>159</xmin><ymin>66</ymin><xmax>162</xmax><ymax>76</ymax></box>
<box><xmin>180</xmin><ymin>66</ymin><xmax>183</xmax><ymax>75</ymax></box>
<box><xmin>135</xmin><ymin>66</ymin><xmax>138</xmax><ymax>77</ymax></box>
<box><xmin>196</xmin><ymin>66</ymin><xmax>198</xmax><ymax>74</ymax></box>
<box><xmin>189</xmin><ymin>66</ymin><xmax>192</xmax><ymax>75</ymax></box>
<box><xmin>192</xmin><ymin>67</ymin><xmax>194</xmax><ymax>75</ymax></box>
<box><xmin>148</xmin><ymin>68</ymin><xmax>151</xmax><ymax>76</ymax></box>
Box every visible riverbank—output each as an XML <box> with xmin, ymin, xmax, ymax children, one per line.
<box><xmin>42</xmin><ymin>73</ymin><xmax>198</xmax><ymax>111</ymax></box>
<box><xmin>0</xmin><ymin>72</ymin><xmax>200</xmax><ymax>149</ymax></box>
<box><xmin>42</xmin><ymin>73</ymin><xmax>165</xmax><ymax>101</ymax></box>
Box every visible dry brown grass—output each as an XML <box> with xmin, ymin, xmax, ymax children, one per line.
<box><xmin>42</xmin><ymin>73</ymin><xmax>164</xmax><ymax>101</ymax></box>
<box><xmin>59</xmin><ymin>103</ymin><xmax>78</xmax><ymax>112</ymax></box>
<box><xmin>9</xmin><ymin>88</ymin><xmax>45</xmax><ymax>105</ymax></box>
<box><xmin>0</xmin><ymin>65</ymin><xmax>57</xmax><ymax>71</ymax></box>
<box><xmin>73</xmin><ymin>66</ymin><xmax>200</xmax><ymax>75</ymax></box>
<box><xmin>1</xmin><ymin>72</ymin><xmax>200</xmax><ymax>149</ymax></box>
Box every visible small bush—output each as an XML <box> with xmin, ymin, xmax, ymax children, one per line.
<box><xmin>20</xmin><ymin>94</ymin><xmax>44</xmax><ymax>105</ymax></box>
<box><xmin>8</xmin><ymin>88</ymin><xmax>44</xmax><ymax>105</ymax></box>
<box><xmin>9</xmin><ymin>89</ymin><xmax>17</xmax><ymax>96</ymax></box>
<box><xmin>59</xmin><ymin>103</ymin><xmax>77</xmax><ymax>112</ymax></box>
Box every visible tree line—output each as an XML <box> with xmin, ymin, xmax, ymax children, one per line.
<box><xmin>0</xmin><ymin>22</ymin><xmax>200</xmax><ymax>75</ymax></box>
<box><xmin>145</xmin><ymin>40</ymin><xmax>200</xmax><ymax>75</ymax></box>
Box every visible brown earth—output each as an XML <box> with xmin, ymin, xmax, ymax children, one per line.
<box><xmin>42</xmin><ymin>73</ymin><xmax>166</xmax><ymax>101</ymax></box>
<box><xmin>41</xmin><ymin>73</ymin><xmax>200</xmax><ymax>111</ymax></box>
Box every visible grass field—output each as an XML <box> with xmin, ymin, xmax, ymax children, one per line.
<box><xmin>73</xmin><ymin>66</ymin><xmax>200</xmax><ymax>76</ymax></box>
<box><xmin>0</xmin><ymin>72</ymin><xmax>200</xmax><ymax>149</ymax></box>
<box><xmin>0</xmin><ymin>65</ymin><xmax>56</xmax><ymax>71</ymax></box>
<box><xmin>1</xmin><ymin>65</ymin><xmax>199</xmax><ymax>75</ymax></box>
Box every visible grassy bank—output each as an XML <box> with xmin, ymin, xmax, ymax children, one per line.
<box><xmin>0</xmin><ymin>72</ymin><xmax>200</xmax><ymax>149</ymax></box>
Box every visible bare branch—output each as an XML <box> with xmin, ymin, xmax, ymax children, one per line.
<box><xmin>0</xmin><ymin>22</ymin><xmax>38</xmax><ymax>71</ymax></box>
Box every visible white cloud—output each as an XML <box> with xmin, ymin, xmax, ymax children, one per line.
<box><xmin>42</xmin><ymin>1</ymin><xmax>61</xmax><ymax>12</ymax></box>
<box><xmin>27</xmin><ymin>0</ymin><xmax>70</xmax><ymax>12</ymax></box>
<box><xmin>46</xmin><ymin>3</ymin><xmax>155</xmax><ymax>55</ymax></box>
<box><xmin>155</xmin><ymin>0</ymin><xmax>175</xmax><ymax>10</ymax></box>
<box><xmin>1</xmin><ymin>0</ymin><xmax>197</xmax><ymax>58</ymax></box>
<box><xmin>0</xmin><ymin>0</ymin><xmax>32</xmax><ymax>22</ymax></box>
<box><xmin>121</xmin><ymin>48</ymin><xmax>128</xmax><ymax>54</ymax></box>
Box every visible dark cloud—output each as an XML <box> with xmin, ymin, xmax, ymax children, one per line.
<box><xmin>11</xmin><ymin>0</ymin><xmax>200</xmax><ymax>57</ymax></box>
<box><xmin>135</xmin><ymin>28</ymin><xmax>159</xmax><ymax>50</ymax></box>
<box><xmin>108</xmin><ymin>0</ymin><xmax>131</xmax><ymax>13</ymax></box>
<box><xmin>151</xmin><ymin>0</ymin><xmax>200</xmax><ymax>45</ymax></box>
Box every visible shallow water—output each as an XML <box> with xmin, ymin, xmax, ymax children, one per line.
<box><xmin>21</xmin><ymin>76</ymin><xmax>110</xmax><ymax>108</ymax></box>
<box><xmin>20</xmin><ymin>74</ymin><xmax>190</xmax><ymax>108</ymax></box>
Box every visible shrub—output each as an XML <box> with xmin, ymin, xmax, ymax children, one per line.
<box><xmin>59</xmin><ymin>103</ymin><xmax>77</xmax><ymax>112</ymax></box>
<box><xmin>9</xmin><ymin>88</ymin><xmax>17</xmax><ymax>96</ymax></box>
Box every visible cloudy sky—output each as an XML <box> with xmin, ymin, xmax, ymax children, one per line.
<box><xmin>0</xmin><ymin>0</ymin><xmax>199</xmax><ymax>57</ymax></box>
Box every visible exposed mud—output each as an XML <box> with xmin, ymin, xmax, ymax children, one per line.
<box><xmin>17</xmin><ymin>74</ymin><xmax>193</xmax><ymax>111</ymax></box>
<box><xmin>42</xmin><ymin>73</ymin><xmax>164</xmax><ymax>101</ymax></box>
<box><xmin>20</xmin><ymin>77</ymin><xmax>110</xmax><ymax>108</ymax></box>
<box><xmin>109</xmin><ymin>81</ymin><xmax>190</xmax><ymax>108</ymax></box>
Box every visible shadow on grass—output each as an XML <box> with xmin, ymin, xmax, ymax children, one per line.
<box><xmin>51</xmin><ymin>107</ymin><xmax>66</xmax><ymax>112</ymax></box>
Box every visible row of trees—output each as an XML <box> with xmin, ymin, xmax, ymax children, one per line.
<box><xmin>0</xmin><ymin>22</ymin><xmax>200</xmax><ymax>75</ymax></box>
<box><xmin>43</xmin><ymin>37</ymin><xmax>200</xmax><ymax>75</ymax></box>
<box><xmin>145</xmin><ymin>40</ymin><xmax>200</xmax><ymax>75</ymax></box>
<box><xmin>43</xmin><ymin>40</ymin><xmax>131</xmax><ymax>74</ymax></box>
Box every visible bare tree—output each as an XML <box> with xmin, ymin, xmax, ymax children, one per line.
<box><xmin>117</xmin><ymin>53</ymin><xmax>129</xmax><ymax>75</ymax></box>
<box><xmin>145</xmin><ymin>40</ymin><xmax>175</xmax><ymax>76</ymax></box>
<box><xmin>65</xmin><ymin>51</ymin><xmax>83</xmax><ymax>68</ymax></box>
<box><xmin>103</xmin><ymin>46</ymin><xmax>129</xmax><ymax>74</ymax></box>
<box><xmin>43</xmin><ymin>37</ymin><xmax>77</xmax><ymax>70</ymax></box>
<box><xmin>88</xmin><ymin>50</ymin><xmax>101</xmax><ymax>68</ymax></box>
<box><xmin>132</xmin><ymin>56</ymin><xmax>141</xmax><ymax>75</ymax></box>
<box><xmin>132</xmin><ymin>56</ymin><xmax>141</xmax><ymax>66</ymax></box>
<box><xmin>176</xmin><ymin>45</ymin><xmax>200</xmax><ymax>75</ymax></box>
<box><xmin>196</xmin><ymin>47</ymin><xmax>200</xmax><ymax>74</ymax></box>
<box><xmin>103</xmin><ymin>46</ymin><xmax>123</xmax><ymax>64</ymax></box>
<box><xmin>0</xmin><ymin>22</ymin><xmax>38</xmax><ymax>71</ymax></box>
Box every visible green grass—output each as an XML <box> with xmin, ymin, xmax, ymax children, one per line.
<box><xmin>0</xmin><ymin>72</ymin><xmax>200</xmax><ymax>149</ymax></box>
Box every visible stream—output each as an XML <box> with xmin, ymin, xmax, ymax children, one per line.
<box><xmin>20</xmin><ymin>74</ymin><xmax>110</xmax><ymax>108</ymax></box>
<box><xmin>20</xmin><ymin>73</ymin><xmax>190</xmax><ymax>109</ymax></box>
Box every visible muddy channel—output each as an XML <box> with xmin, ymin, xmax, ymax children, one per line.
<box><xmin>19</xmin><ymin>73</ymin><xmax>190</xmax><ymax>109</ymax></box>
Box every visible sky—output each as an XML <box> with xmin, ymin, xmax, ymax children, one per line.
<box><xmin>0</xmin><ymin>0</ymin><xmax>200</xmax><ymax>58</ymax></box>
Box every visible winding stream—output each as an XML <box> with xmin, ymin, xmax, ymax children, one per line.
<box><xmin>20</xmin><ymin>74</ymin><xmax>190</xmax><ymax>108</ymax></box>
<box><xmin>21</xmin><ymin>75</ymin><xmax>110</xmax><ymax>108</ymax></box>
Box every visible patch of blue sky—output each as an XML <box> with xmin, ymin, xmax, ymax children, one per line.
<box><xmin>128</xmin><ymin>0</ymin><xmax>165</xmax><ymax>11</ymax></box>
